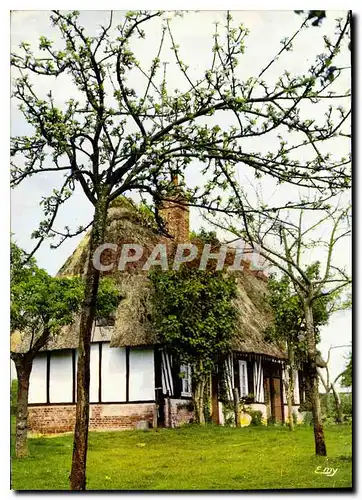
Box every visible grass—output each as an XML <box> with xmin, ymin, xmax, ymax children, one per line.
<box><xmin>11</xmin><ymin>423</ymin><xmax>352</xmax><ymax>491</ymax></box>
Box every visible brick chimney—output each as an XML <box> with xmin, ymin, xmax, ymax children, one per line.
<box><xmin>159</xmin><ymin>176</ymin><xmax>190</xmax><ymax>243</ymax></box>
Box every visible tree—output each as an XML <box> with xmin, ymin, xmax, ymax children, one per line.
<box><xmin>317</xmin><ymin>345</ymin><xmax>351</xmax><ymax>423</ymax></box>
<box><xmin>266</xmin><ymin>274</ymin><xmax>347</xmax><ymax>428</ymax></box>
<box><xmin>10</xmin><ymin>243</ymin><xmax>121</xmax><ymax>458</ymax></box>
<box><xmin>207</xmin><ymin>203</ymin><xmax>351</xmax><ymax>456</ymax></box>
<box><xmin>11</xmin><ymin>10</ymin><xmax>351</xmax><ymax>488</ymax></box>
<box><xmin>150</xmin><ymin>266</ymin><xmax>237</xmax><ymax>424</ymax></box>
<box><xmin>340</xmin><ymin>351</ymin><xmax>352</xmax><ymax>388</ymax></box>
<box><xmin>265</xmin><ymin>275</ymin><xmax>303</xmax><ymax>430</ymax></box>
<box><xmin>294</xmin><ymin>11</ymin><xmax>327</xmax><ymax>27</ymax></box>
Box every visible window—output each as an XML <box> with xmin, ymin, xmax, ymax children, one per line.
<box><xmin>28</xmin><ymin>353</ymin><xmax>47</xmax><ymax>404</ymax></box>
<box><xmin>101</xmin><ymin>344</ymin><xmax>127</xmax><ymax>402</ymax></box>
<box><xmin>180</xmin><ymin>364</ymin><xmax>192</xmax><ymax>397</ymax></box>
<box><xmin>49</xmin><ymin>350</ymin><xmax>73</xmax><ymax>403</ymax></box>
<box><xmin>129</xmin><ymin>348</ymin><xmax>155</xmax><ymax>401</ymax></box>
<box><xmin>239</xmin><ymin>360</ymin><xmax>248</xmax><ymax>398</ymax></box>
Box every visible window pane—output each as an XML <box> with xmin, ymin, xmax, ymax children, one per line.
<box><xmin>29</xmin><ymin>353</ymin><xmax>47</xmax><ymax>404</ymax></box>
<box><xmin>239</xmin><ymin>361</ymin><xmax>248</xmax><ymax>397</ymax></box>
<box><xmin>129</xmin><ymin>348</ymin><xmax>155</xmax><ymax>401</ymax></box>
<box><xmin>101</xmin><ymin>344</ymin><xmax>127</xmax><ymax>402</ymax></box>
<box><xmin>49</xmin><ymin>350</ymin><xmax>73</xmax><ymax>403</ymax></box>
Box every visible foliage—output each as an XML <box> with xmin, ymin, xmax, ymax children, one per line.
<box><xmin>320</xmin><ymin>392</ymin><xmax>352</xmax><ymax>422</ymax></box>
<box><xmin>340</xmin><ymin>352</ymin><xmax>352</xmax><ymax>388</ymax></box>
<box><xmin>221</xmin><ymin>402</ymin><xmax>265</xmax><ymax>427</ymax></box>
<box><xmin>190</xmin><ymin>229</ymin><xmax>219</xmax><ymax>245</ymax></box>
<box><xmin>11</xmin><ymin>243</ymin><xmax>83</xmax><ymax>338</ymax></box>
<box><xmin>11</xmin><ymin>11</ymin><xmax>351</xmax><ymax>252</ymax></box>
<box><xmin>11</xmin><ymin>379</ymin><xmax>18</xmax><ymax>415</ymax></box>
<box><xmin>94</xmin><ymin>278</ymin><xmax>123</xmax><ymax>320</ymax></box>
<box><xmin>295</xmin><ymin>11</ymin><xmax>326</xmax><ymax>27</ymax></box>
<box><xmin>248</xmin><ymin>410</ymin><xmax>264</xmax><ymax>426</ymax></box>
<box><xmin>150</xmin><ymin>267</ymin><xmax>238</xmax><ymax>381</ymax></box>
<box><xmin>340</xmin><ymin>393</ymin><xmax>352</xmax><ymax>418</ymax></box>
<box><xmin>11</xmin><ymin>423</ymin><xmax>352</xmax><ymax>490</ymax></box>
<box><xmin>11</xmin><ymin>241</ymin><xmax>121</xmax><ymax>343</ymax></box>
<box><xmin>265</xmin><ymin>269</ymin><xmax>341</xmax><ymax>357</ymax></box>
<box><xmin>302</xmin><ymin>411</ymin><xmax>313</xmax><ymax>426</ymax></box>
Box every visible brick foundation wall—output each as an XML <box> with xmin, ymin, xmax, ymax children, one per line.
<box><xmin>28</xmin><ymin>403</ymin><xmax>156</xmax><ymax>434</ymax></box>
<box><xmin>164</xmin><ymin>398</ymin><xmax>195</xmax><ymax>428</ymax></box>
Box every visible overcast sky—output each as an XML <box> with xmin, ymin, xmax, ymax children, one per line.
<box><xmin>10</xmin><ymin>10</ymin><xmax>352</xmax><ymax>387</ymax></box>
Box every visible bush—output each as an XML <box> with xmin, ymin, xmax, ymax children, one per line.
<box><xmin>11</xmin><ymin>379</ymin><xmax>18</xmax><ymax>415</ymax></box>
<box><xmin>320</xmin><ymin>392</ymin><xmax>352</xmax><ymax>423</ymax></box>
<box><xmin>340</xmin><ymin>393</ymin><xmax>352</xmax><ymax>418</ymax></box>
<box><xmin>249</xmin><ymin>410</ymin><xmax>263</xmax><ymax>426</ymax></box>
<box><xmin>267</xmin><ymin>415</ymin><xmax>276</xmax><ymax>425</ymax></box>
<box><xmin>320</xmin><ymin>393</ymin><xmax>335</xmax><ymax>419</ymax></box>
<box><xmin>302</xmin><ymin>411</ymin><xmax>313</xmax><ymax>426</ymax></box>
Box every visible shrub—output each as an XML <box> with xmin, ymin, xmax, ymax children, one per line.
<box><xmin>267</xmin><ymin>415</ymin><xmax>276</xmax><ymax>426</ymax></box>
<box><xmin>340</xmin><ymin>393</ymin><xmax>352</xmax><ymax>418</ymax></box>
<box><xmin>302</xmin><ymin>411</ymin><xmax>313</xmax><ymax>426</ymax></box>
<box><xmin>248</xmin><ymin>410</ymin><xmax>263</xmax><ymax>426</ymax></box>
<box><xmin>320</xmin><ymin>392</ymin><xmax>352</xmax><ymax>423</ymax></box>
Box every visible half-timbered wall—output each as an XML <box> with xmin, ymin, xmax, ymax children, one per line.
<box><xmin>159</xmin><ymin>349</ymin><xmax>192</xmax><ymax>399</ymax></box>
<box><xmin>28</xmin><ymin>353</ymin><xmax>47</xmax><ymax>404</ymax></box>
<box><xmin>49</xmin><ymin>350</ymin><xmax>73</xmax><ymax>403</ymax></box>
<box><xmin>129</xmin><ymin>348</ymin><xmax>155</xmax><ymax>401</ymax></box>
<box><xmin>28</xmin><ymin>343</ymin><xmax>154</xmax><ymax>405</ymax></box>
<box><xmin>101</xmin><ymin>344</ymin><xmax>127</xmax><ymax>402</ymax></box>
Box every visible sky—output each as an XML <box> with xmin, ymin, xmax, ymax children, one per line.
<box><xmin>10</xmin><ymin>9</ymin><xmax>352</xmax><ymax>387</ymax></box>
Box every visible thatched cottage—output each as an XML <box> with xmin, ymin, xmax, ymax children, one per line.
<box><xmin>15</xmin><ymin>195</ymin><xmax>306</xmax><ymax>433</ymax></box>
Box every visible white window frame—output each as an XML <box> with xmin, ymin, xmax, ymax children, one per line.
<box><xmin>239</xmin><ymin>360</ymin><xmax>248</xmax><ymax>398</ymax></box>
<box><xmin>180</xmin><ymin>363</ymin><xmax>192</xmax><ymax>397</ymax></box>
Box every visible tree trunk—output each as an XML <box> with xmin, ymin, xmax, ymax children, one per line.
<box><xmin>286</xmin><ymin>373</ymin><xmax>294</xmax><ymax>431</ymax></box>
<box><xmin>286</xmin><ymin>343</ymin><xmax>294</xmax><ymax>430</ymax></box>
<box><xmin>193</xmin><ymin>379</ymin><xmax>206</xmax><ymax>425</ymax></box>
<box><xmin>199</xmin><ymin>380</ymin><xmax>205</xmax><ymax>425</ymax></box>
<box><xmin>233</xmin><ymin>387</ymin><xmax>240</xmax><ymax>427</ymax></box>
<box><xmin>304</xmin><ymin>300</ymin><xmax>327</xmax><ymax>456</ymax></box>
<box><xmin>331</xmin><ymin>383</ymin><xmax>343</xmax><ymax>423</ymax></box>
<box><xmin>13</xmin><ymin>354</ymin><xmax>32</xmax><ymax>458</ymax></box>
<box><xmin>70</xmin><ymin>189</ymin><xmax>110</xmax><ymax>491</ymax></box>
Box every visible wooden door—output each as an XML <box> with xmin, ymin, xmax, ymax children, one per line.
<box><xmin>272</xmin><ymin>377</ymin><xmax>283</xmax><ymax>422</ymax></box>
<box><xmin>155</xmin><ymin>388</ymin><xmax>165</xmax><ymax>427</ymax></box>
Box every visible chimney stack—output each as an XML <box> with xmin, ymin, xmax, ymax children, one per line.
<box><xmin>159</xmin><ymin>176</ymin><xmax>189</xmax><ymax>243</ymax></box>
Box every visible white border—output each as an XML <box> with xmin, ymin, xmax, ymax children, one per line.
<box><xmin>3</xmin><ymin>3</ymin><xmax>359</xmax><ymax>498</ymax></box>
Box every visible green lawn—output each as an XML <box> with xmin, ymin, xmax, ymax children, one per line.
<box><xmin>11</xmin><ymin>423</ymin><xmax>352</xmax><ymax>491</ymax></box>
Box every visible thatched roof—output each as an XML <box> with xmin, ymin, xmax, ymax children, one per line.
<box><xmin>12</xmin><ymin>197</ymin><xmax>286</xmax><ymax>359</ymax></box>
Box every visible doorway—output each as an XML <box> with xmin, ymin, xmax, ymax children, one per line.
<box><xmin>264</xmin><ymin>375</ymin><xmax>284</xmax><ymax>423</ymax></box>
